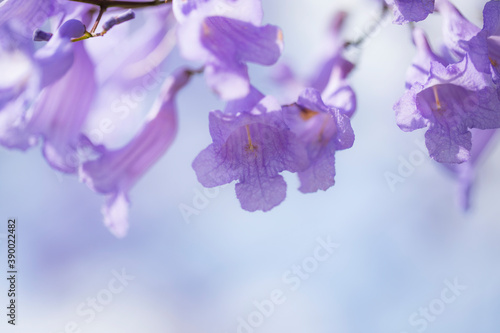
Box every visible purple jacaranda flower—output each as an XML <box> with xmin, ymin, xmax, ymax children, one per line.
<box><xmin>34</xmin><ymin>19</ymin><xmax>86</xmax><ymax>88</ymax></box>
<box><xmin>174</xmin><ymin>0</ymin><xmax>283</xmax><ymax>100</ymax></box>
<box><xmin>83</xmin><ymin>6</ymin><xmax>175</xmax><ymax>147</ymax></box>
<box><xmin>0</xmin><ymin>19</ymin><xmax>95</xmax><ymax>168</ymax></box>
<box><xmin>0</xmin><ymin>24</ymin><xmax>34</xmax><ymax>109</ymax></box>
<box><xmin>80</xmin><ymin>68</ymin><xmax>192</xmax><ymax>237</ymax></box>
<box><xmin>443</xmin><ymin>128</ymin><xmax>497</xmax><ymax>210</ymax></box>
<box><xmin>0</xmin><ymin>0</ymin><xmax>60</xmax><ymax>38</ymax></box>
<box><xmin>464</xmin><ymin>1</ymin><xmax>500</xmax><ymax>80</ymax></box>
<box><xmin>172</xmin><ymin>0</ymin><xmax>263</xmax><ymax>26</ymax></box>
<box><xmin>102</xmin><ymin>9</ymin><xmax>135</xmax><ymax>33</ymax></box>
<box><xmin>385</xmin><ymin>0</ymin><xmax>435</xmax><ymax>24</ymax></box>
<box><xmin>192</xmin><ymin>90</ymin><xmax>308</xmax><ymax>212</ymax></box>
<box><xmin>90</xmin><ymin>5</ymin><xmax>175</xmax><ymax>87</ymax></box>
<box><xmin>283</xmin><ymin>88</ymin><xmax>354</xmax><ymax>193</ymax></box>
<box><xmin>395</xmin><ymin>28</ymin><xmax>500</xmax><ymax>164</ymax></box>
<box><xmin>308</xmin><ymin>11</ymin><xmax>354</xmax><ymax>93</ymax></box>
<box><xmin>30</xmin><ymin>38</ymin><xmax>96</xmax><ymax>173</ymax></box>
<box><xmin>33</xmin><ymin>29</ymin><xmax>53</xmax><ymax>42</ymax></box>
<box><xmin>271</xmin><ymin>10</ymin><xmax>356</xmax><ymax>113</ymax></box>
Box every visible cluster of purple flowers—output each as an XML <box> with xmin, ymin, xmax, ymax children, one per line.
<box><xmin>393</xmin><ymin>0</ymin><xmax>500</xmax><ymax>208</ymax></box>
<box><xmin>0</xmin><ymin>0</ymin><xmax>498</xmax><ymax>236</ymax></box>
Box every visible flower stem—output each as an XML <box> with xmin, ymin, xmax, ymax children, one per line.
<box><xmin>90</xmin><ymin>6</ymin><xmax>106</xmax><ymax>34</ymax></box>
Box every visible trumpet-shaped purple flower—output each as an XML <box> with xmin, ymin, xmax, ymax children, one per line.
<box><xmin>434</xmin><ymin>0</ymin><xmax>479</xmax><ymax>59</ymax></box>
<box><xmin>175</xmin><ymin>0</ymin><xmax>282</xmax><ymax>99</ymax></box>
<box><xmin>272</xmin><ymin>10</ymin><xmax>356</xmax><ymax>114</ymax></box>
<box><xmin>0</xmin><ymin>19</ymin><xmax>95</xmax><ymax>173</ymax></box>
<box><xmin>34</xmin><ymin>19</ymin><xmax>86</xmax><ymax>88</ymax></box>
<box><xmin>395</xmin><ymin>29</ymin><xmax>500</xmax><ymax>164</ymax></box>
<box><xmin>192</xmin><ymin>92</ymin><xmax>308</xmax><ymax>212</ymax></box>
<box><xmin>80</xmin><ymin>68</ymin><xmax>192</xmax><ymax>237</ymax></box>
<box><xmin>465</xmin><ymin>1</ymin><xmax>500</xmax><ymax>80</ymax></box>
<box><xmin>283</xmin><ymin>88</ymin><xmax>354</xmax><ymax>193</ymax></box>
<box><xmin>172</xmin><ymin>0</ymin><xmax>262</xmax><ymax>25</ymax></box>
<box><xmin>386</xmin><ymin>0</ymin><xmax>435</xmax><ymax>24</ymax></box>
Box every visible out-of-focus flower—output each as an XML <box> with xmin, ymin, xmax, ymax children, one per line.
<box><xmin>80</xmin><ymin>68</ymin><xmax>192</xmax><ymax>237</ymax></box>
<box><xmin>283</xmin><ymin>88</ymin><xmax>354</xmax><ymax>193</ymax></box>
<box><xmin>0</xmin><ymin>19</ymin><xmax>95</xmax><ymax>174</ymax></box>
<box><xmin>174</xmin><ymin>0</ymin><xmax>283</xmax><ymax>100</ymax></box>
<box><xmin>443</xmin><ymin>128</ymin><xmax>497</xmax><ymax>210</ymax></box>
<box><xmin>395</xmin><ymin>28</ymin><xmax>500</xmax><ymax>164</ymax></box>
<box><xmin>385</xmin><ymin>0</ymin><xmax>435</xmax><ymax>25</ymax></box>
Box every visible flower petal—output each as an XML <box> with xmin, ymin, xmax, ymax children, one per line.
<box><xmin>235</xmin><ymin>174</ymin><xmax>286</xmax><ymax>212</ymax></box>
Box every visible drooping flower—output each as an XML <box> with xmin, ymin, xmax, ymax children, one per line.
<box><xmin>80</xmin><ymin>68</ymin><xmax>192</xmax><ymax>237</ymax></box>
<box><xmin>0</xmin><ymin>0</ymin><xmax>61</xmax><ymax>38</ymax></box>
<box><xmin>174</xmin><ymin>0</ymin><xmax>283</xmax><ymax>100</ymax></box>
<box><xmin>308</xmin><ymin>11</ymin><xmax>354</xmax><ymax>93</ymax></box>
<box><xmin>0</xmin><ymin>18</ymin><xmax>96</xmax><ymax>173</ymax></box>
<box><xmin>385</xmin><ymin>0</ymin><xmax>435</xmax><ymax>25</ymax></box>
<box><xmin>434</xmin><ymin>0</ymin><xmax>480</xmax><ymax>59</ymax></box>
<box><xmin>465</xmin><ymin>0</ymin><xmax>500</xmax><ymax>80</ymax></box>
<box><xmin>395</xmin><ymin>28</ymin><xmax>500</xmax><ymax>164</ymax></box>
<box><xmin>192</xmin><ymin>90</ymin><xmax>309</xmax><ymax>212</ymax></box>
<box><xmin>34</xmin><ymin>19</ymin><xmax>87</xmax><ymax>88</ymax></box>
<box><xmin>283</xmin><ymin>88</ymin><xmax>354</xmax><ymax>193</ymax></box>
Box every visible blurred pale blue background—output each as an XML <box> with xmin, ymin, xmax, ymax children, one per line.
<box><xmin>1</xmin><ymin>0</ymin><xmax>500</xmax><ymax>332</ymax></box>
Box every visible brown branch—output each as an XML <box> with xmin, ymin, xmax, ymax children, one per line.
<box><xmin>68</xmin><ymin>0</ymin><xmax>170</xmax><ymax>9</ymax></box>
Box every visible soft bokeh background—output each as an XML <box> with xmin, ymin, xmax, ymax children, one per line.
<box><xmin>2</xmin><ymin>0</ymin><xmax>500</xmax><ymax>332</ymax></box>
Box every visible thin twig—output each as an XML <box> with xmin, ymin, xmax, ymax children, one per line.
<box><xmin>89</xmin><ymin>5</ymin><xmax>106</xmax><ymax>33</ymax></box>
<box><xmin>68</xmin><ymin>0</ymin><xmax>170</xmax><ymax>9</ymax></box>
